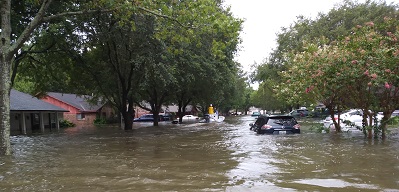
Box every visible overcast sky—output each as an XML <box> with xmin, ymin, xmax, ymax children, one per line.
<box><xmin>223</xmin><ymin>0</ymin><xmax>397</xmax><ymax>74</ymax></box>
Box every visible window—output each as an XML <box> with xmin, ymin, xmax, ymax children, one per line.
<box><xmin>77</xmin><ymin>113</ymin><xmax>85</xmax><ymax>120</ymax></box>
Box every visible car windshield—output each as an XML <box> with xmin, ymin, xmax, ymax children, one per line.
<box><xmin>267</xmin><ymin>117</ymin><xmax>297</xmax><ymax>126</ymax></box>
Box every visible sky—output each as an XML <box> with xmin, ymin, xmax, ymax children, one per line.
<box><xmin>222</xmin><ymin>0</ymin><xmax>397</xmax><ymax>74</ymax></box>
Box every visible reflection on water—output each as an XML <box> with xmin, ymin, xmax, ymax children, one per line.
<box><xmin>0</xmin><ymin>116</ymin><xmax>399</xmax><ymax>191</ymax></box>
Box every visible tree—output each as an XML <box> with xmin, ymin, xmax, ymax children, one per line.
<box><xmin>252</xmin><ymin>0</ymin><xmax>398</xmax><ymax>118</ymax></box>
<box><xmin>280</xmin><ymin>16</ymin><xmax>399</xmax><ymax>138</ymax></box>
<box><xmin>0</xmin><ymin>0</ymin><xmax>125</xmax><ymax>155</ymax></box>
<box><xmin>77</xmin><ymin>13</ymin><xmax>164</xmax><ymax>129</ymax></box>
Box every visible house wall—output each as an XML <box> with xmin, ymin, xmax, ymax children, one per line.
<box><xmin>63</xmin><ymin>112</ymin><xmax>97</xmax><ymax>127</ymax></box>
<box><xmin>42</xmin><ymin>96</ymin><xmax>80</xmax><ymax>113</ymax></box>
<box><xmin>98</xmin><ymin>103</ymin><xmax>116</xmax><ymax>119</ymax></box>
<box><xmin>42</xmin><ymin>96</ymin><xmax>100</xmax><ymax>126</ymax></box>
<box><xmin>134</xmin><ymin>106</ymin><xmax>150</xmax><ymax>118</ymax></box>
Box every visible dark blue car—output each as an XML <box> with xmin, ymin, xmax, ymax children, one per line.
<box><xmin>250</xmin><ymin>115</ymin><xmax>300</xmax><ymax>134</ymax></box>
<box><xmin>133</xmin><ymin>114</ymin><xmax>171</xmax><ymax>122</ymax></box>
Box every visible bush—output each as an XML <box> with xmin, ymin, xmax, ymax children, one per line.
<box><xmin>59</xmin><ymin>119</ymin><xmax>75</xmax><ymax>128</ymax></box>
<box><xmin>94</xmin><ymin>117</ymin><xmax>107</xmax><ymax>125</ymax></box>
<box><xmin>387</xmin><ymin>116</ymin><xmax>399</xmax><ymax>126</ymax></box>
<box><xmin>309</xmin><ymin>123</ymin><xmax>330</xmax><ymax>133</ymax></box>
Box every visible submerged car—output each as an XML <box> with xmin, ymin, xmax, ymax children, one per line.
<box><xmin>179</xmin><ymin>115</ymin><xmax>199</xmax><ymax>122</ymax></box>
<box><xmin>249</xmin><ymin>115</ymin><xmax>300</xmax><ymax>134</ymax></box>
<box><xmin>323</xmin><ymin>109</ymin><xmax>383</xmax><ymax>131</ymax></box>
<box><xmin>133</xmin><ymin>114</ymin><xmax>167</xmax><ymax>122</ymax></box>
<box><xmin>288</xmin><ymin>109</ymin><xmax>309</xmax><ymax>117</ymax></box>
<box><xmin>172</xmin><ymin>115</ymin><xmax>200</xmax><ymax>124</ymax></box>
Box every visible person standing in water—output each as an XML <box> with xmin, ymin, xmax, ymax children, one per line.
<box><xmin>208</xmin><ymin>104</ymin><xmax>214</xmax><ymax>114</ymax></box>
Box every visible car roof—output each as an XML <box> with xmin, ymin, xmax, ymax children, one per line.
<box><xmin>257</xmin><ymin>115</ymin><xmax>294</xmax><ymax>119</ymax></box>
<box><xmin>268</xmin><ymin>115</ymin><xmax>295</xmax><ymax>119</ymax></box>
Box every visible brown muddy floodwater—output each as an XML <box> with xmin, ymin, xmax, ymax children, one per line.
<box><xmin>1</xmin><ymin>115</ymin><xmax>399</xmax><ymax>191</ymax></box>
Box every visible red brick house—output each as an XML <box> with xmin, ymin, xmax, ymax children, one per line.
<box><xmin>41</xmin><ymin>92</ymin><xmax>115</xmax><ymax>126</ymax></box>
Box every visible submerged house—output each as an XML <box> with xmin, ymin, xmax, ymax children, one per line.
<box><xmin>163</xmin><ymin>105</ymin><xmax>198</xmax><ymax>116</ymax></box>
<box><xmin>41</xmin><ymin>92</ymin><xmax>115</xmax><ymax>126</ymax></box>
<box><xmin>10</xmin><ymin>89</ymin><xmax>68</xmax><ymax>135</ymax></box>
<box><xmin>133</xmin><ymin>104</ymin><xmax>199</xmax><ymax>119</ymax></box>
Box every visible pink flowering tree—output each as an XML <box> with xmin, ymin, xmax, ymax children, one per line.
<box><xmin>278</xmin><ymin>42</ymin><xmax>353</xmax><ymax>132</ymax></box>
<box><xmin>279</xmin><ymin>17</ymin><xmax>399</xmax><ymax>137</ymax></box>
<box><xmin>335</xmin><ymin>18</ymin><xmax>399</xmax><ymax>138</ymax></box>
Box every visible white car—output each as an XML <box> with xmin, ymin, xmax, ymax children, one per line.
<box><xmin>177</xmin><ymin>115</ymin><xmax>199</xmax><ymax>122</ymax></box>
<box><xmin>323</xmin><ymin>109</ymin><xmax>383</xmax><ymax>131</ymax></box>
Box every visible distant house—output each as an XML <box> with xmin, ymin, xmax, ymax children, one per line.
<box><xmin>10</xmin><ymin>89</ymin><xmax>68</xmax><ymax>135</ymax></box>
<box><xmin>134</xmin><ymin>105</ymin><xmax>150</xmax><ymax>118</ymax></box>
<box><xmin>133</xmin><ymin>104</ymin><xmax>198</xmax><ymax>118</ymax></box>
<box><xmin>41</xmin><ymin>92</ymin><xmax>115</xmax><ymax>126</ymax></box>
<box><xmin>164</xmin><ymin>105</ymin><xmax>198</xmax><ymax>116</ymax></box>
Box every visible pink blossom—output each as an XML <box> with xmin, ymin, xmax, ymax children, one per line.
<box><xmin>387</xmin><ymin>32</ymin><xmax>393</xmax><ymax>36</ymax></box>
<box><xmin>359</xmin><ymin>50</ymin><xmax>366</xmax><ymax>55</ymax></box>
<box><xmin>385</xmin><ymin>69</ymin><xmax>391</xmax><ymax>73</ymax></box>
<box><xmin>351</xmin><ymin>60</ymin><xmax>358</xmax><ymax>64</ymax></box>
<box><xmin>305</xmin><ymin>86</ymin><xmax>314</xmax><ymax>93</ymax></box>
<box><xmin>368</xmin><ymin>82</ymin><xmax>372</xmax><ymax>87</ymax></box>
<box><xmin>385</xmin><ymin>82</ymin><xmax>391</xmax><ymax>89</ymax></box>
<box><xmin>363</xmin><ymin>70</ymin><xmax>369</xmax><ymax>76</ymax></box>
<box><xmin>371</xmin><ymin>73</ymin><xmax>377</xmax><ymax>79</ymax></box>
<box><xmin>365</xmin><ymin>22</ymin><xmax>374</xmax><ymax>27</ymax></box>
<box><xmin>356</xmin><ymin>25</ymin><xmax>362</xmax><ymax>29</ymax></box>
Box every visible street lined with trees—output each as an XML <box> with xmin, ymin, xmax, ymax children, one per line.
<box><xmin>1</xmin><ymin>0</ymin><xmax>247</xmax><ymax>155</ymax></box>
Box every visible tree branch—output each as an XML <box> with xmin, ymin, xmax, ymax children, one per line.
<box><xmin>137</xmin><ymin>6</ymin><xmax>192</xmax><ymax>28</ymax></box>
<box><xmin>8</xmin><ymin>0</ymin><xmax>53</xmax><ymax>56</ymax></box>
<box><xmin>41</xmin><ymin>9</ymin><xmax>114</xmax><ymax>23</ymax></box>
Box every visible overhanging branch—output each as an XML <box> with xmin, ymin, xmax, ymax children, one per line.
<box><xmin>137</xmin><ymin>6</ymin><xmax>193</xmax><ymax>28</ymax></box>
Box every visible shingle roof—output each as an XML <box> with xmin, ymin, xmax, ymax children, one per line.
<box><xmin>46</xmin><ymin>92</ymin><xmax>103</xmax><ymax>112</ymax></box>
<box><xmin>10</xmin><ymin>89</ymin><xmax>68</xmax><ymax>112</ymax></box>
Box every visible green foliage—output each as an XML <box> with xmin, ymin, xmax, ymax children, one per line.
<box><xmin>252</xmin><ymin>0</ymin><xmax>398</xmax><ymax>115</ymax></box>
<box><xmin>94</xmin><ymin>118</ymin><xmax>107</xmax><ymax>125</ymax></box>
<box><xmin>386</xmin><ymin>116</ymin><xmax>399</xmax><ymax>126</ymax></box>
<box><xmin>309</xmin><ymin>123</ymin><xmax>330</xmax><ymax>133</ymax></box>
<box><xmin>59</xmin><ymin>119</ymin><xmax>75</xmax><ymax>128</ymax></box>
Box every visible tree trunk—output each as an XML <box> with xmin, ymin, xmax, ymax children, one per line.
<box><xmin>0</xmin><ymin>55</ymin><xmax>12</xmax><ymax>156</ymax></box>
<box><xmin>121</xmin><ymin>112</ymin><xmax>133</xmax><ymax>130</ymax></box>
<box><xmin>153</xmin><ymin>112</ymin><xmax>159</xmax><ymax>126</ymax></box>
<box><xmin>366</xmin><ymin>112</ymin><xmax>372</xmax><ymax>139</ymax></box>
<box><xmin>380</xmin><ymin>111</ymin><xmax>392</xmax><ymax>140</ymax></box>
<box><xmin>0</xmin><ymin>0</ymin><xmax>12</xmax><ymax>156</ymax></box>
<box><xmin>178</xmin><ymin>105</ymin><xmax>183</xmax><ymax>123</ymax></box>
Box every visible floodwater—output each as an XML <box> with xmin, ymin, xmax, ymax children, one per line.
<box><xmin>1</xmin><ymin>115</ymin><xmax>399</xmax><ymax>191</ymax></box>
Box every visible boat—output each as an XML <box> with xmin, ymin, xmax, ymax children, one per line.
<box><xmin>200</xmin><ymin>104</ymin><xmax>225</xmax><ymax>123</ymax></box>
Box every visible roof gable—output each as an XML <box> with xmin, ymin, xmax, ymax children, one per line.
<box><xmin>46</xmin><ymin>92</ymin><xmax>104</xmax><ymax>112</ymax></box>
<box><xmin>10</xmin><ymin>89</ymin><xmax>68</xmax><ymax>112</ymax></box>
